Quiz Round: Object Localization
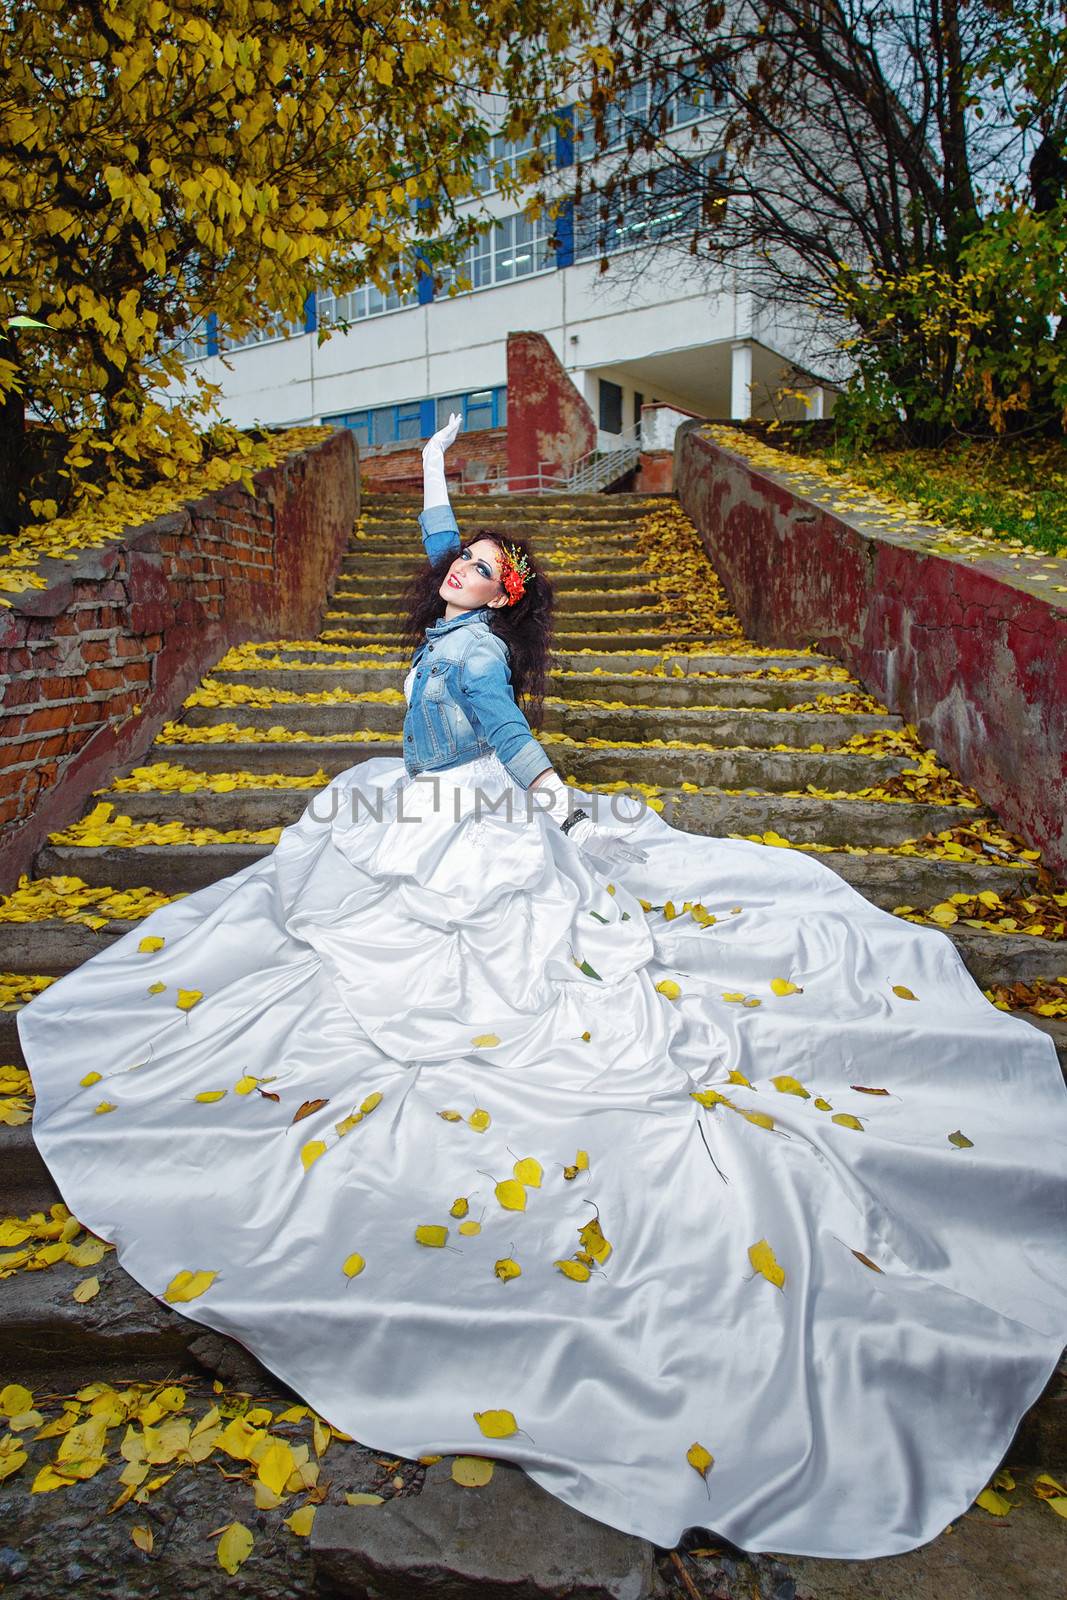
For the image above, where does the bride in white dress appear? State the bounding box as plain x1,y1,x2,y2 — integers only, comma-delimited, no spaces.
17,416,1067,1560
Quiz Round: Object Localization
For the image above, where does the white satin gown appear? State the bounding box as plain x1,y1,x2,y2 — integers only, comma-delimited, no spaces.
18,664,1067,1558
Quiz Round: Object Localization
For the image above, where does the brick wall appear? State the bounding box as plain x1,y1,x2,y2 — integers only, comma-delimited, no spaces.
360,428,508,496
675,424,1067,874
0,428,358,888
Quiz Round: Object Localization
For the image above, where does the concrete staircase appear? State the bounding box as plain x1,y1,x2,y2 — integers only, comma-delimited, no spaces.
1,491,1064,1599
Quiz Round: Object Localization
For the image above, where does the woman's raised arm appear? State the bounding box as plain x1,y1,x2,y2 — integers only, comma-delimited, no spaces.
418,411,463,563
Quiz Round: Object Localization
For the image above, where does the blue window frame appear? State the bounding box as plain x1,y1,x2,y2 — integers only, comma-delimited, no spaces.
325,386,507,444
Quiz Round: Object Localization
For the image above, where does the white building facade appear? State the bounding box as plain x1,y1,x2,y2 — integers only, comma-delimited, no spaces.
179,69,836,455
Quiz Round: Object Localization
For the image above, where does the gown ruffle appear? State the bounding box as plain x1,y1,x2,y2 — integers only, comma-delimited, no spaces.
17,739,1067,1559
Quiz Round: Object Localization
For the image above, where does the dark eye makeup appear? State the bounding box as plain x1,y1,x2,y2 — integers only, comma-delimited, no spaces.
460,545,495,580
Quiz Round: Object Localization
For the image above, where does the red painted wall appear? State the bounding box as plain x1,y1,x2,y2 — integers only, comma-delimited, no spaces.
0,429,358,889
675,426,1067,873
506,332,597,490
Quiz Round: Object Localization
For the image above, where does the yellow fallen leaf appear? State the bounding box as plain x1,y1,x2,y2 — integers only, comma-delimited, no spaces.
345,1491,385,1505
892,984,918,1000
138,936,165,953
258,1441,297,1497
473,1408,518,1438
513,1158,542,1187
452,1455,495,1486
770,1075,809,1098
749,1238,785,1289
494,1256,521,1281
468,1108,491,1132
449,1197,469,1218
415,1225,448,1247
1045,1496,1067,1519
655,979,681,1001
741,1110,775,1129
1034,1473,1067,1499
360,1091,382,1114
163,1269,217,1304
457,1220,481,1236
831,1113,864,1130
216,1521,253,1574
284,1504,315,1536
438,1109,463,1122
130,1524,153,1552
146,982,166,995
686,1441,714,1478
727,1069,753,1087
72,1276,100,1303
195,1090,227,1103
813,1097,832,1111
176,989,203,1011
301,1140,327,1171
554,1259,591,1280
471,1034,500,1048
93,1102,116,1114
975,1486,1012,1516
948,1129,974,1148
770,978,802,996
495,1180,526,1211
80,1071,102,1086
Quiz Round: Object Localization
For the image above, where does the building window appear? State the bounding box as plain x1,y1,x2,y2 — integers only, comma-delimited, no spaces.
598,379,623,434
469,125,541,195
573,63,719,161
633,390,645,426
573,154,723,262
438,206,556,297
318,276,419,327
326,386,507,446
222,309,304,352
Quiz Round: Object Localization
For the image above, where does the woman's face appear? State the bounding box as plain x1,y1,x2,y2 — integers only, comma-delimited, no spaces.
439,538,509,618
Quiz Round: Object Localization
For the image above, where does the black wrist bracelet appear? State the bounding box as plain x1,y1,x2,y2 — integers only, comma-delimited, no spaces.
560,808,589,836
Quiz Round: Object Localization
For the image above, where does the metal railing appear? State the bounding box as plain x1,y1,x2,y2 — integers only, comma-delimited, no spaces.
460,422,644,496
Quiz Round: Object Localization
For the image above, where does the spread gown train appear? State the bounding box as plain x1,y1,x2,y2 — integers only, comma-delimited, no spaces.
16,674,1067,1560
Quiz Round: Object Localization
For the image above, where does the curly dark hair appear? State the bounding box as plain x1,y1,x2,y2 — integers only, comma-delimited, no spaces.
399,529,557,728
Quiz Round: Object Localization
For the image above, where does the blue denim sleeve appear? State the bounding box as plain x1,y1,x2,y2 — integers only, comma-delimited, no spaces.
459,635,555,790
419,504,461,565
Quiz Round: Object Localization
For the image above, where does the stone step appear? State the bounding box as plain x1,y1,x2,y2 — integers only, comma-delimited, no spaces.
0,1248,279,1388
350,531,644,554
130,735,912,791
324,607,678,634
255,644,842,676
82,783,984,850
314,629,772,654
32,836,1034,909
178,697,900,750
331,587,663,613
340,556,650,580
209,664,862,712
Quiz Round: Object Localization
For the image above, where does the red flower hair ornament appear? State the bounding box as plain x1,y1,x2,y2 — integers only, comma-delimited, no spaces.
499,542,533,605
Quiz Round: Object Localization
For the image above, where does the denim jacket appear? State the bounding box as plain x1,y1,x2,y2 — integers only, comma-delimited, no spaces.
402,503,554,789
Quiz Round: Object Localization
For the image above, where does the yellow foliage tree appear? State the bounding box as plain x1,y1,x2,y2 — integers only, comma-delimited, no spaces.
0,0,594,534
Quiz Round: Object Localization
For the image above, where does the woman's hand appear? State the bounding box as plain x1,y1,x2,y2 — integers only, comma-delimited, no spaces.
568,817,649,866
424,411,462,459
423,412,462,510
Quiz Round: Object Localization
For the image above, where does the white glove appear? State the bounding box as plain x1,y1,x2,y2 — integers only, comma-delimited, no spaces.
423,411,462,510
529,771,648,865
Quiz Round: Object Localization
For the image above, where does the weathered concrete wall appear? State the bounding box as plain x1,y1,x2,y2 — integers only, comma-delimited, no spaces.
675,425,1067,873
0,429,358,889
506,332,597,489
359,429,507,496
